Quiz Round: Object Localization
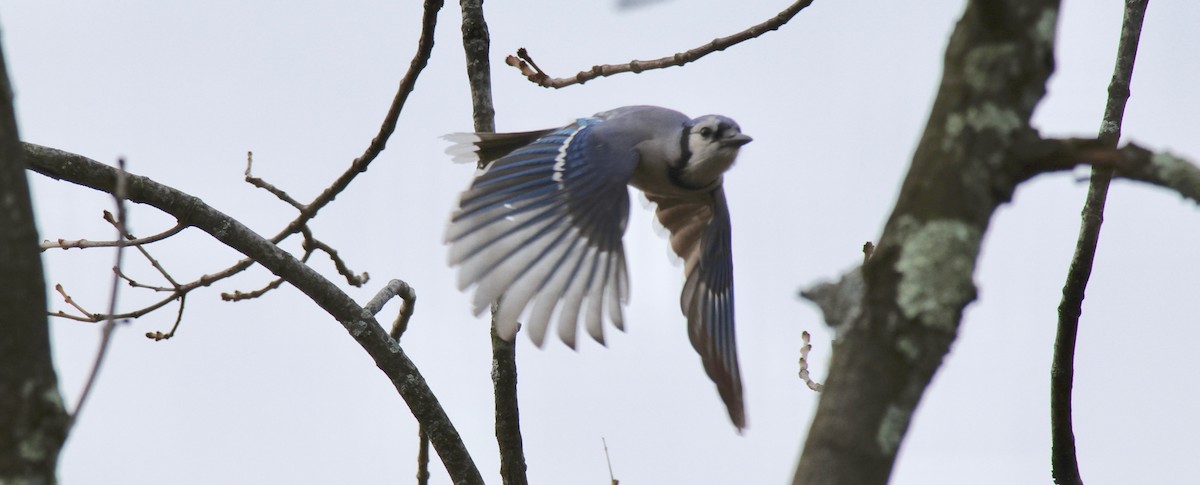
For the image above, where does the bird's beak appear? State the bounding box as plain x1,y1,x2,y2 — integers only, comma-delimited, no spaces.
721,133,753,148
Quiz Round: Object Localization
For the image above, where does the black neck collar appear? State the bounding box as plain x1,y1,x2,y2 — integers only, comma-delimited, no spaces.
670,124,715,191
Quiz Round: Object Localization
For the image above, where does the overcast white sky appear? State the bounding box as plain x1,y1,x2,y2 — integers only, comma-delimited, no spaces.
5,1,1199,484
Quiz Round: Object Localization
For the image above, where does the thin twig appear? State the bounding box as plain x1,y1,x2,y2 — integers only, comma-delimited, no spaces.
131,243,178,287
46,0,443,326
270,0,445,237
244,151,306,211
101,212,182,288
70,158,131,428
221,276,287,302
798,331,824,392
390,288,416,341
54,283,95,319
302,227,369,287
602,437,619,485
417,426,431,485
145,294,187,341
50,311,95,323
54,282,183,324
114,267,173,292
222,226,368,301
506,0,815,88
40,221,185,251
222,243,315,301
1051,2,1149,484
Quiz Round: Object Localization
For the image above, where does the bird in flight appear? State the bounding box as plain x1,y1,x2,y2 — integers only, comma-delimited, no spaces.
445,105,752,429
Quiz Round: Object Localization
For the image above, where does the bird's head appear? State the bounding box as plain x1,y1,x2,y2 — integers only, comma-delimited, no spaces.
678,115,752,188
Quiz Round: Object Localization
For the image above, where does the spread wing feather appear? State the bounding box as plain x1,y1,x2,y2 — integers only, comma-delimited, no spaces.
647,188,745,429
447,119,635,348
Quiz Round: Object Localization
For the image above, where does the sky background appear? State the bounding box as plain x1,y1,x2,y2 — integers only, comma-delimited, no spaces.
5,1,1199,484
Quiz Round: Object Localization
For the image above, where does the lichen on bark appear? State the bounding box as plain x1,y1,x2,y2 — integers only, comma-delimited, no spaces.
893,217,981,334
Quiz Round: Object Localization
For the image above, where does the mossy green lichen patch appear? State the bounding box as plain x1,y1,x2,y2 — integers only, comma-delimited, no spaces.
894,218,981,333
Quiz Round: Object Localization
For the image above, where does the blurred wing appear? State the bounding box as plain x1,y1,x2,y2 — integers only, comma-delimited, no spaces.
446,119,634,349
646,187,745,429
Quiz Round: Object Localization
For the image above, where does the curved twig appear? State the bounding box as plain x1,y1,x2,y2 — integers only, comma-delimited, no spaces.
1051,2,1149,483
145,294,186,341
506,0,815,88
302,227,369,287
798,331,824,392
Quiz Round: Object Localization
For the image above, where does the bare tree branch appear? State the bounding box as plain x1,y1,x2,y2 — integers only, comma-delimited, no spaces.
506,0,816,88
24,145,484,485
366,278,417,340
274,0,445,237
458,0,495,134
458,0,528,482
798,331,824,392
42,0,442,342
1005,135,1198,194
794,2,1063,482
366,279,427,485
221,275,288,302
0,34,69,484
302,227,370,287
24,0,463,480
40,221,185,251
244,151,305,211
71,158,131,429
53,283,96,319
417,426,431,485
603,437,618,485
792,1,1198,481
1051,2,1148,483
145,294,186,342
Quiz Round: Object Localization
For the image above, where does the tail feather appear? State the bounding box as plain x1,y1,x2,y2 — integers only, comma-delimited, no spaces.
443,129,558,166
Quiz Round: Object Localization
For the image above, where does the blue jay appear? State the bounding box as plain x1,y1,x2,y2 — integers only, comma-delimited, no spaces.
445,105,751,429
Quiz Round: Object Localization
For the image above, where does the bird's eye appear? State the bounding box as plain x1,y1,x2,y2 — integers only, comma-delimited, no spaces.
698,127,713,138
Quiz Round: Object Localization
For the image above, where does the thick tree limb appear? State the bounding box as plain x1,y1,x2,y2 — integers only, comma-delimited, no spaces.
24,145,484,485
0,37,69,485
792,1,1196,482
1051,2,1148,483
1006,136,1199,198
793,2,1063,482
797,139,1198,482
506,0,816,88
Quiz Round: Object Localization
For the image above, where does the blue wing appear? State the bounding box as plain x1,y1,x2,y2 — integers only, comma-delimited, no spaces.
648,187,745,429
446,119,635,348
